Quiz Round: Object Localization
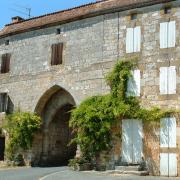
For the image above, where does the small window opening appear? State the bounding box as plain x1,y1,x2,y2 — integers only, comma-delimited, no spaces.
5,40,9,46
51,43,63,65
164,7,171,14
131,13,137,20
56,28,61,35
1,53,11,74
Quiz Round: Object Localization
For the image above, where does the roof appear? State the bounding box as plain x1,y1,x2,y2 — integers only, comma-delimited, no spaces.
0,0,175,38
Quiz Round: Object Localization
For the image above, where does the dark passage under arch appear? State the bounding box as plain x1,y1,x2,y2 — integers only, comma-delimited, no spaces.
32,86,76,167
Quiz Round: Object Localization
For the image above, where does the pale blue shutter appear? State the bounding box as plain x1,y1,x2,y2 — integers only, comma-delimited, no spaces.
160,22,168,49
168,21,176,48
169,153,177,176
168,66,176,94
127,71,134,96
134,26,141,52
134,69,141,96
127,70,140,96
160,153,177,176
126,28,134,53
160,153,168,176
169,117,176,148
160,67,168,94
160,118,169,147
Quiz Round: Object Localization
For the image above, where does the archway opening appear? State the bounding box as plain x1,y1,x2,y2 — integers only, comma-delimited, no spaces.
47,104,76,166
32,86,76,166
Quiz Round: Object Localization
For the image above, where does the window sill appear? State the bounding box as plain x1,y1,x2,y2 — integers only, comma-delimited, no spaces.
158,94,178,100
159,47,176,53
160,147,178,154
0,72,10,75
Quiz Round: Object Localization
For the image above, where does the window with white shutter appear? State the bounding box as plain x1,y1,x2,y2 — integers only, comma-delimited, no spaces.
160,117,176,148
127,69,140,96
160,21,176,48
126,27,141,53
159,66,176,94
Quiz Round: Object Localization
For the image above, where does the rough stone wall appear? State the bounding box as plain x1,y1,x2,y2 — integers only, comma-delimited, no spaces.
0,1,179,175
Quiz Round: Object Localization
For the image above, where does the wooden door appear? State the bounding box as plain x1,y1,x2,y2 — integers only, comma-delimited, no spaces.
122,119,143,164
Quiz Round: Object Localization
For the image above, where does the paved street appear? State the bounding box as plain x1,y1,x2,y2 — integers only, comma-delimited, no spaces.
0,167,180,180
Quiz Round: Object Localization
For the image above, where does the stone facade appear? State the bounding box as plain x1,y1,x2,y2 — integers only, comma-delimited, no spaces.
0,0,180,176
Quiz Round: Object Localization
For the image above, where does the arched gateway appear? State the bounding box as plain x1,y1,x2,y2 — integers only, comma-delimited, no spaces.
32,85,76,166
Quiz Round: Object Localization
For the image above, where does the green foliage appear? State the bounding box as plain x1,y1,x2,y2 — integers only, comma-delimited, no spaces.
68,157,89,166
106,58,136,100
70,95,114,159
3,112,41,160
70,57,179,161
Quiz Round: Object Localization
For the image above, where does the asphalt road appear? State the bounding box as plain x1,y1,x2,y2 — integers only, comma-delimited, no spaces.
0,167,180,180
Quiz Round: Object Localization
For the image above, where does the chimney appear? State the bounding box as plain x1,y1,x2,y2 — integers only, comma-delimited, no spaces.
11,16,24,23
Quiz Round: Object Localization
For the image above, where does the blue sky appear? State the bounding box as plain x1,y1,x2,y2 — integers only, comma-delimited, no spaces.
0,0,97,29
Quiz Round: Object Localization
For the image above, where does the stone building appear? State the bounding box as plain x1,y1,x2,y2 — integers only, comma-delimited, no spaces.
0,0,180,176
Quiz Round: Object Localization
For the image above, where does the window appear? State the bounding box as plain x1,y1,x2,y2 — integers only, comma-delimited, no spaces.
131,13,137,20
160,21,176,48
51,43,63,66
126,26,141,53
164,7,171,14
1,53,11,74
5,40,9,46
56,28,61,35
127,69,141,96
0,93,8,113
0,93,14,114
159,66,176,94
160,153,177,176
160,117,176,148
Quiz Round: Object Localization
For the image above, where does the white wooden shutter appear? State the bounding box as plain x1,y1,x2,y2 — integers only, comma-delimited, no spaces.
134,70,141,96
168,66,176,94
134,26,141,52
168,117,176,148
160,153,168,176
127,70,140,96
160,22,168,49
122,120,133,163
169,153,177,177
168,21,176,48
132,119,143,163
160,67,168,94
160,118,169,147
160,153,177,176
126,28,134,53
127,71,134,96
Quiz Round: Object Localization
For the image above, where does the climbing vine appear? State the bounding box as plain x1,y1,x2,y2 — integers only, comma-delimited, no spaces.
69,57,179,163
3,111,41,160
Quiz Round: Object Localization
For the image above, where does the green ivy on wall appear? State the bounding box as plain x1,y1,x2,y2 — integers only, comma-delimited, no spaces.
70,57,179,162
3,112,41,160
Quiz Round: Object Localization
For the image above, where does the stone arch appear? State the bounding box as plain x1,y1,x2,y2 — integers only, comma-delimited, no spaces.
35,85,76,116
32,85,76,166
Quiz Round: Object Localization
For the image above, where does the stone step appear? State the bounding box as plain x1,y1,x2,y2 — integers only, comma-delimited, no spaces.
108,170,149,176
123,170,149,176
115,165,140,171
